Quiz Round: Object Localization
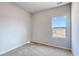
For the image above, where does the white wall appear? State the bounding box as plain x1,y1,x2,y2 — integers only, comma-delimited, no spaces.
0,3,31,55
72,3,79,56
32,4,71,49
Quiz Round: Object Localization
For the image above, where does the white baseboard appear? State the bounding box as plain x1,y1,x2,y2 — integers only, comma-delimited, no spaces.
31,41,71,50
0,41,30,55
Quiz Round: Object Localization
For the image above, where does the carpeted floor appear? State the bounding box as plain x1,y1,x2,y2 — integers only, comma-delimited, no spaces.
1,43,73,56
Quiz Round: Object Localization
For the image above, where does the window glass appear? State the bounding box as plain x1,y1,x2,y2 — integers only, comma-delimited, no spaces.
52,16,67,38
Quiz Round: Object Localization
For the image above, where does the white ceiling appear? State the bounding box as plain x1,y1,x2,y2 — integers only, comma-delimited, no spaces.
13,2,70,13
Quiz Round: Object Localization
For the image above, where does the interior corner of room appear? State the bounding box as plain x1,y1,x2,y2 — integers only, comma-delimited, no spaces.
0,2,78,56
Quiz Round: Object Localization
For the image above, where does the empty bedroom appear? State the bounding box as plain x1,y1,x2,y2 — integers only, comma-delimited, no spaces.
0,2,79,56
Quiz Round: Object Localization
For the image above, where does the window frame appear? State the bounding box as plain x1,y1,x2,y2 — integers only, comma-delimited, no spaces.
51,16,67,39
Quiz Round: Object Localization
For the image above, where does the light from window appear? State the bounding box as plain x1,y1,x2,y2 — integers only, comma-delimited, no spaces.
52,16,67,38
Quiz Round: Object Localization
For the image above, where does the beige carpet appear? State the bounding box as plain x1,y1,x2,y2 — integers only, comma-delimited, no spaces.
1,43,73,56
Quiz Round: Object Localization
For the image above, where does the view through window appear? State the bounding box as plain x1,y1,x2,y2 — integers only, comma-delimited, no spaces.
52,16,67,38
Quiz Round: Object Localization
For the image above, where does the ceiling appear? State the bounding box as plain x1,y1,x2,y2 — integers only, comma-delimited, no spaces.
13,2,70,13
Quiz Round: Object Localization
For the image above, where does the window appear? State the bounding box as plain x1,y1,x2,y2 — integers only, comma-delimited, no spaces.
52,16,67,38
